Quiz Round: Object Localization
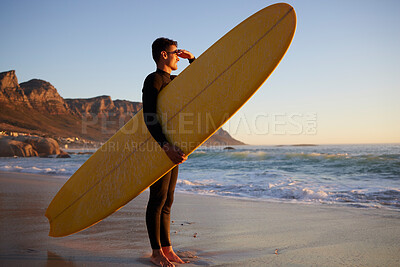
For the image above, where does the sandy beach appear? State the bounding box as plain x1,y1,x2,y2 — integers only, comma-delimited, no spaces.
0,171,399,266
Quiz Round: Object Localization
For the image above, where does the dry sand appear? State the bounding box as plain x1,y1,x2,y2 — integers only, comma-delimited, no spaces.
0,171,399,266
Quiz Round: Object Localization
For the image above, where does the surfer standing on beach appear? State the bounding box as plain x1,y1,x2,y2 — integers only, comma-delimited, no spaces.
142,37,195,267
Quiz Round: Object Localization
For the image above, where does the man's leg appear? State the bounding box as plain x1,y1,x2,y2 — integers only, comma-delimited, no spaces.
159,166,178,247
159,166,187,264
146,170,172,249
146,169,174,266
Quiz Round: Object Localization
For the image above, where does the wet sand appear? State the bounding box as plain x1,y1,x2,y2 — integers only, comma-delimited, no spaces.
0,171,399,266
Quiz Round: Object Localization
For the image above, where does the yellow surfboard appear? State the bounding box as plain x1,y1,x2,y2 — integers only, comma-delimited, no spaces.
46,3,297,237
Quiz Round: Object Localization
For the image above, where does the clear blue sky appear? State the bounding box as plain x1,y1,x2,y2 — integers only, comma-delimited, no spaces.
1,0,399,145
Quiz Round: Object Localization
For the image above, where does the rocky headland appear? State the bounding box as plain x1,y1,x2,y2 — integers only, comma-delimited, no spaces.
0,134,69,158
0,70,244,157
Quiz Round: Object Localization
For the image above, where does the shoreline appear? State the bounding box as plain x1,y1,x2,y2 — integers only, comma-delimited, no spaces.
4,168,399,212
2,168,398,212
1,171,400,266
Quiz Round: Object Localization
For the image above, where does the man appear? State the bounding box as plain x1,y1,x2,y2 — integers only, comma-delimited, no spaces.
142,37,195,267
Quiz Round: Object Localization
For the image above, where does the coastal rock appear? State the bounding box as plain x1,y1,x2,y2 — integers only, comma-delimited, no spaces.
0,136,60,157
13,136,56,155
0,139,38,157
56,150,71,158
35,137,60,156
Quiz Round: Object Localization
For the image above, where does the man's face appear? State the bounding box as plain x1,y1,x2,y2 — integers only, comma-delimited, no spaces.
165,45,180,71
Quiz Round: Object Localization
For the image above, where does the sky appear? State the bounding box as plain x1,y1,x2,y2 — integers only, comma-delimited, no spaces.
1,0,399,145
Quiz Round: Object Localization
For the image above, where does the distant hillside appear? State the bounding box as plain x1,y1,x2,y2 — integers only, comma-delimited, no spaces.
0,70,245,146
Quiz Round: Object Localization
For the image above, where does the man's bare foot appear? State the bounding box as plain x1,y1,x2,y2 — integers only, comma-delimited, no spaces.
150,249,174,267
162,246,188,264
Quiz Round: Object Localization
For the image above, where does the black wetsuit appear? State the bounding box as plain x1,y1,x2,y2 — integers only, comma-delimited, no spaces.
142,58,194,250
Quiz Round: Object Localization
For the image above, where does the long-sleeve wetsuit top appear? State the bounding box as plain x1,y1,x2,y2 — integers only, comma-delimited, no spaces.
142,58,195,147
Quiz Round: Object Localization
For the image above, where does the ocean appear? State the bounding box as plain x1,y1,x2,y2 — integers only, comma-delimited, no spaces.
1,144,399,210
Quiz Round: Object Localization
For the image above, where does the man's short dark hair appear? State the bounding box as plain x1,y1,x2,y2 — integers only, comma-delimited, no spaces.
152,37,178,63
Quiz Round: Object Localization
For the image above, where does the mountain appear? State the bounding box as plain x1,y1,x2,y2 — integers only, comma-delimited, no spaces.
0,70,245,146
